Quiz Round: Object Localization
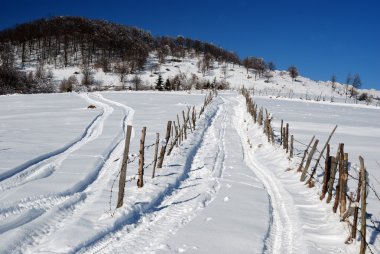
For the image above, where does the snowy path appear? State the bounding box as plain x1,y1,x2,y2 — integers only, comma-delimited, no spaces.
78,94,354,253
0,92,359,253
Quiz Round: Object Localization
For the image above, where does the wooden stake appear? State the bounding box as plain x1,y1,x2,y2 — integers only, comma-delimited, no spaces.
359,156,367,254
326,156,338,203
307,125,338,184
157,121,172,168
300,139,319,181
187,107,193,133
339,152,348,216
285,123,289,153
351,165,362,240
182,111,187,140
297,135,315,172
290,135,294,158
137,127,146,188
326,147,340,203
151,133,160,178
280,120,283,145
320,144,330,200
116,125,132,208
333,144,344,213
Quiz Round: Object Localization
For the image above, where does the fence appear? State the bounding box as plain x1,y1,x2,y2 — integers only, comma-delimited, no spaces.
242,88,379,254
110,90,217,215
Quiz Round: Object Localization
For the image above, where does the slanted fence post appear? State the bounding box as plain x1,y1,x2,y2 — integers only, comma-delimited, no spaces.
182,111,187,140
300,139,319,181
307,125,338,184
157,121,172,168
297,135,315,172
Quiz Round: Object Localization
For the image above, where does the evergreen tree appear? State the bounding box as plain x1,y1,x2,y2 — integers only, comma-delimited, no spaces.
211,77,217,89
205,80,211,89
156,74,164,91
165,78,171,91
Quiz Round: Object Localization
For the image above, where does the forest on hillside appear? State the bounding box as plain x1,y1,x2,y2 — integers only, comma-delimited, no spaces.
0,16,242,94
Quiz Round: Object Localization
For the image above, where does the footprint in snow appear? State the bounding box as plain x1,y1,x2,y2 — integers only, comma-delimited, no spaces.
226,183,232,188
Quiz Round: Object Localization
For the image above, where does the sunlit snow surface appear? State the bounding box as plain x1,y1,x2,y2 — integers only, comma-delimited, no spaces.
0,89,379,253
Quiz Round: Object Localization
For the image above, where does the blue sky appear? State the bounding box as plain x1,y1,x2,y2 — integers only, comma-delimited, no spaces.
1,0,379,89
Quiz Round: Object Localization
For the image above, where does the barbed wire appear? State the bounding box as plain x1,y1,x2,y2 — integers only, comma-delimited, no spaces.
144,142,157,149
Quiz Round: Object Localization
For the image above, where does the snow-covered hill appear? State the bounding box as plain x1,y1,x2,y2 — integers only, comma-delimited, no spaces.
1,52,380,253
29,53,380,107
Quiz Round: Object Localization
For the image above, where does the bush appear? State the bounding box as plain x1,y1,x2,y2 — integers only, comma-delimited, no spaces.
358,92,368,101
59,75,78,92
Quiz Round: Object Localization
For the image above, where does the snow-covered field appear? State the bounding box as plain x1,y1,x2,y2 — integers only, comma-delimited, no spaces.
1,88,379,253
1,53,380,253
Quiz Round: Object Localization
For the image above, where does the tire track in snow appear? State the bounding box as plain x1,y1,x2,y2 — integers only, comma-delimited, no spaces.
233,96,351,254
76,98,227,254
0,93,134,253
20,93,136,253
0,93,112,191
233,97,300,254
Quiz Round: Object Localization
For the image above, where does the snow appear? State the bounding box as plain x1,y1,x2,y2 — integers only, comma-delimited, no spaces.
1,54,379,253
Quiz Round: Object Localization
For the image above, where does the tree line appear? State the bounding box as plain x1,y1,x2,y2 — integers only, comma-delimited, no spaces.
0,16,242,94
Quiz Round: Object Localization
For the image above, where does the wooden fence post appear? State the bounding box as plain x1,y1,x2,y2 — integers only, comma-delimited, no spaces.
116,125,132,208
359,156,367,254
157,121,172,168
351,165,362,240
285,123,289,153
187,107,193,133
173,121,178,147
339,152,348,216
182,111,187,140
192,106,196,129
333,144,344,213
297,135,315,172
290,135,294,158
320,144,330,200
280,120,283,145
327,146,341,203
151,133,160,179
326,156,337,203
137,127,146,188
300,139,319,181
307,125,338,184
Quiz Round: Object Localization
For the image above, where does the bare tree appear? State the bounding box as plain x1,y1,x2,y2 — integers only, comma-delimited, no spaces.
267,61,276,71
242,57,251,74
288,65,298,81
221,64,228,80
352,73,362,90
81,65,94,87
131,74,142,91
331,74,337,91
115,62,129,88
0,43,15,68
345,73,352,102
